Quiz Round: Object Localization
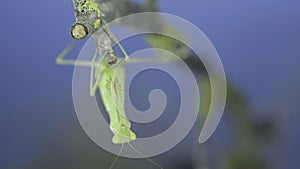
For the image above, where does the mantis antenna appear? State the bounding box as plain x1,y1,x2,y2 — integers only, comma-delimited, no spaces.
128,143,164,169
108,144,124,169
108,143,165,169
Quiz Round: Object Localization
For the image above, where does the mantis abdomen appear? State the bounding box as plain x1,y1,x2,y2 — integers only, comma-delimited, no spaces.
98,65,136,144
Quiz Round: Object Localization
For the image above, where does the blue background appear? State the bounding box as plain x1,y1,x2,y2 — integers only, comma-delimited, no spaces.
1,0,300,169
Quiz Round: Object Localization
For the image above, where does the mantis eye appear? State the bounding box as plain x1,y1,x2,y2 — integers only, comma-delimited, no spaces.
71,23,88,40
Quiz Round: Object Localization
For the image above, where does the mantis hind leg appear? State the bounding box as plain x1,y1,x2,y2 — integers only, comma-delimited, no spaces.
89,47,105,96
56,41,94,67
56,41,104,96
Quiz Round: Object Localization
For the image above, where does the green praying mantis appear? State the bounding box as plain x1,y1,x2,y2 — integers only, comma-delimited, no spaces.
57,0,180,146
55,1,260,169
56,1,171,168
56,1,188,168
57,0,138,145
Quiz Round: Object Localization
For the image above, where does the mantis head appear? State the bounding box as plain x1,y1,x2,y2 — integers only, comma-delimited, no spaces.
112,125,136,144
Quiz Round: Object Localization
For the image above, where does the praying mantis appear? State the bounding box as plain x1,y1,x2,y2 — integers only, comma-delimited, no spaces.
56,0,199,168
57,0,180,146
56,1,170,168
56,0,138,144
